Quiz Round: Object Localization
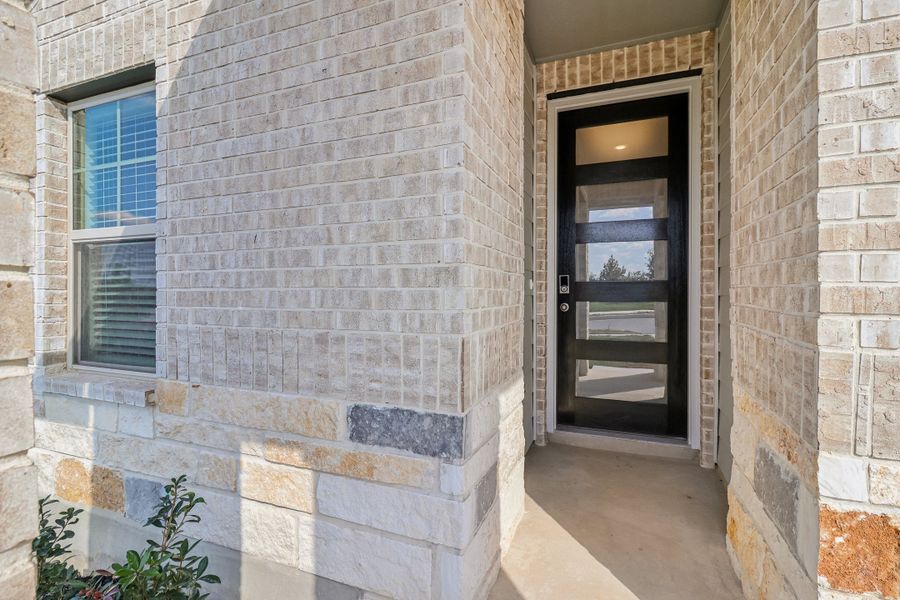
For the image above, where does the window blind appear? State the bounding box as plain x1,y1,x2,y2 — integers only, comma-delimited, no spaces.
79,240,156,369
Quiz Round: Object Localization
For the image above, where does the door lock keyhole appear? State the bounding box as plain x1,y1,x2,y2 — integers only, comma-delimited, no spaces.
560,302,569,312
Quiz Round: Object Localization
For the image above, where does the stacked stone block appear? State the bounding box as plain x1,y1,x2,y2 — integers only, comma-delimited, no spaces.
532,32,719,464
815,0,900,597
30,375,523,599
28,0,526,598
726,0,821,598
0,0,37,596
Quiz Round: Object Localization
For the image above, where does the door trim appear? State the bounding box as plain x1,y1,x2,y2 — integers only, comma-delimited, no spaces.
546,75,702,449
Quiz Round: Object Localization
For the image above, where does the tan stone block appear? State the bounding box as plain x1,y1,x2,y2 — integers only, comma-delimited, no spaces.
0,547,35,599
726,492,764,594
192,384,339,440
0,188,33,267
870,464,900,506
0,86,35,176
0,374,32,456
265,438,435,489
155,413,266,456
196,452,237,491
96,433,198,481
239,457,315,512
55,458,124,513
0,275,33,361
0,465,37,550
154,379,189,415
0,1,36,89
34,419,96,459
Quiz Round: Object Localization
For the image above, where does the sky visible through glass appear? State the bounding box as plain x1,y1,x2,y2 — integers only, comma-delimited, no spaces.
587,207,655,275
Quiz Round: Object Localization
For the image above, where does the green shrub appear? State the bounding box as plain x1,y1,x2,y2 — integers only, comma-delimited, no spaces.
34,475,220,600
33,497,87,600
110,475,220,599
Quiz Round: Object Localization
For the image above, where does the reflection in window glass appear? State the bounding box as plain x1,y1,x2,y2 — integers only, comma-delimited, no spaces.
73,91,157,229
576,241,667,282
577,179,668,223
576,117,668,165
575,360,667,402
575,301,667,342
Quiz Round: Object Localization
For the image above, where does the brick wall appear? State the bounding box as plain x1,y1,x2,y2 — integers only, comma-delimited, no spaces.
0,0,37,596
815,0,900,597
155,0,472,411
532,32,718,465
726,0,820,597
28,0,525,598
460,0,526,557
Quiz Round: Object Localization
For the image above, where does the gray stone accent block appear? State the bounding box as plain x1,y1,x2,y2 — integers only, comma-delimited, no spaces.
474,465,498,528
754,445,799,551
348,404,463,459
124,476,164,524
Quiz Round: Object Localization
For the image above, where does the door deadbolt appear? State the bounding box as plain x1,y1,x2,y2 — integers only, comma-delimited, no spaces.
559,302,569,312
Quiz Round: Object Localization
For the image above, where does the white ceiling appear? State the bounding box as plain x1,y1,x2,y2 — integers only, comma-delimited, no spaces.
524,0,726,63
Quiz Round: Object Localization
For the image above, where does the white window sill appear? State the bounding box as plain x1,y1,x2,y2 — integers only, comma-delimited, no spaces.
36,371,156,407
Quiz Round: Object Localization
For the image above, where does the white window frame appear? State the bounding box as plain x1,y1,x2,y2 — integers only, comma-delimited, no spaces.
67,82,158,376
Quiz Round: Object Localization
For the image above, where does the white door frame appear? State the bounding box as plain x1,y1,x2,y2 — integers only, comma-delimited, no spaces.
545,76,703,449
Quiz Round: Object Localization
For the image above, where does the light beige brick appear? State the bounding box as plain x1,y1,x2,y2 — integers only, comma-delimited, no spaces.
860,187,899,216
819,60,856,92
862,0,900,19
861,320,900,349
860,253,899,281
860,121,900,152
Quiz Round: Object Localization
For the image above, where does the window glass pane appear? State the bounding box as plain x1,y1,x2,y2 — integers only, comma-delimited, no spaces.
79,240,156,370
576,241,667,281
576,116,668,165
119,92,157,161
577,179,667,222
120,162,157,225
84,101,118,166
74,90,156,229
575,301,667,342
576,360,667,402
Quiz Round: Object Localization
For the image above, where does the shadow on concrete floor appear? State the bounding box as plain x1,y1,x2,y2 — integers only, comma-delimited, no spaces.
489,444,742,600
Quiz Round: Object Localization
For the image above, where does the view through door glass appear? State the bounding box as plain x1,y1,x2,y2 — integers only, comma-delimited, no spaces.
557,94,688,438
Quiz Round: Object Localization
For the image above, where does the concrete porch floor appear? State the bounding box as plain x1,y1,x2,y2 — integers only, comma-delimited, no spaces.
490,444,743,600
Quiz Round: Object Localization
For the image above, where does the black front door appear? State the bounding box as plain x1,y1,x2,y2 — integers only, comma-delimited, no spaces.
556,94,688,438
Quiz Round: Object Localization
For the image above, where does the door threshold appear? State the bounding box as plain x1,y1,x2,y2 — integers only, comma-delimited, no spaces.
550,426,698,461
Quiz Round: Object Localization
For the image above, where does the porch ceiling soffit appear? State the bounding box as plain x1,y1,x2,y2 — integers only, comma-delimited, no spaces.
524,0,726,63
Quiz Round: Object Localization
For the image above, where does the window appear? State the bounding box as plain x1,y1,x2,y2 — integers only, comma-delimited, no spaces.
70,85,157,372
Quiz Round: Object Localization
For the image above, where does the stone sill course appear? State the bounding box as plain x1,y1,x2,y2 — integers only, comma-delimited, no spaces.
36,370,156,407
